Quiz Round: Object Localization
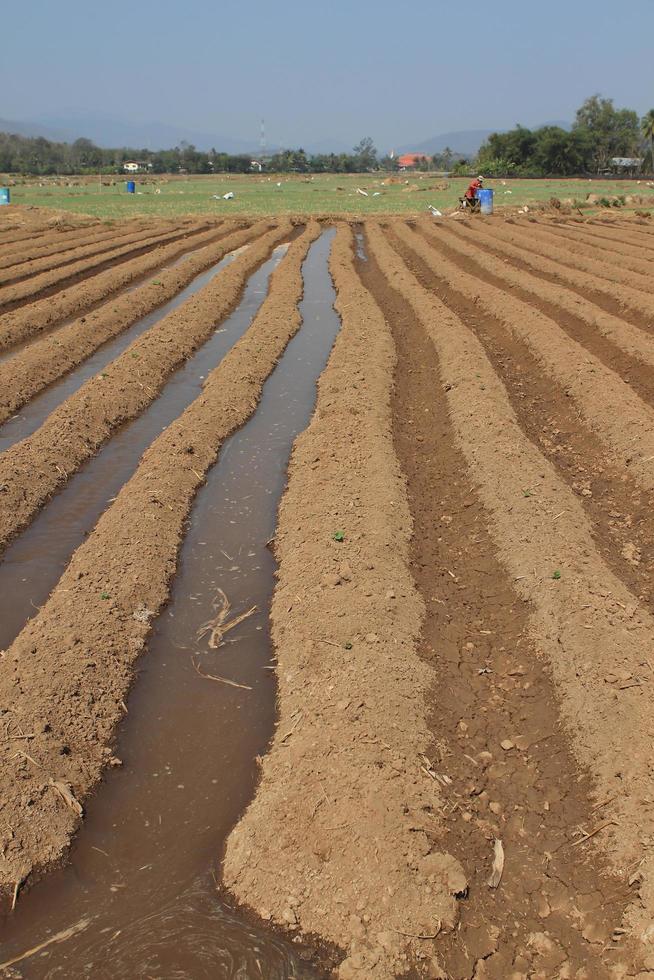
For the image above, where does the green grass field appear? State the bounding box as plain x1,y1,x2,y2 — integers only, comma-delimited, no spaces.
3,172,653,219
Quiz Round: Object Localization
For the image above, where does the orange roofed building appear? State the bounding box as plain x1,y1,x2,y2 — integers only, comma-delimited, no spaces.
397,152,431,169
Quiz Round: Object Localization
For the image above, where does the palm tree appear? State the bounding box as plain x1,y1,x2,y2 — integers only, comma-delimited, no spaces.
642,110,654,172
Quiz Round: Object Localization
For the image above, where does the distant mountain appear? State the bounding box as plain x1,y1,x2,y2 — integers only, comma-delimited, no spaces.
2,114,573,159
2,114,270,154
0,117,73,141
29,115,353,155
1,114,354,156
404,130,496,157
402,121,572,157
301,138,354,155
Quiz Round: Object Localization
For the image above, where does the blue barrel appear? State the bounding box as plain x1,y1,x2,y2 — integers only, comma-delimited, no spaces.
0,188,10,206
477,188,494,214
126,180,136,194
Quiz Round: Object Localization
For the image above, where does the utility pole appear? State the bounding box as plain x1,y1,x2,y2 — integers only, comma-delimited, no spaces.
260,118,266,160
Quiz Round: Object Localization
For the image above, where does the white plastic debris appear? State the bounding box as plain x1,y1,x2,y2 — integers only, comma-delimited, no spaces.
223,191,235,200
356,187,369,197
428,205,442,216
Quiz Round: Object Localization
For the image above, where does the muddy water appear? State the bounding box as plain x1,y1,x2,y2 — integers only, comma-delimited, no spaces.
0,230,340,978
0,245,287,651
0,247,250,451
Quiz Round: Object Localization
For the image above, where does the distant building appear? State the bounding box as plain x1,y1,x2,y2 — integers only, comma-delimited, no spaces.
397,152,431,169
611,157,643,174
122,160,151,173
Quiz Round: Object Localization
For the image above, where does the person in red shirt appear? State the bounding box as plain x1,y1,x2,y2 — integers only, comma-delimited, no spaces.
464,175,484,210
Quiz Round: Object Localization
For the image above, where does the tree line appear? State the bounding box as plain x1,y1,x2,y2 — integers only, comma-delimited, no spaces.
476,96,654,177
0,134,255,176
0,133,390,176
1,96,653,178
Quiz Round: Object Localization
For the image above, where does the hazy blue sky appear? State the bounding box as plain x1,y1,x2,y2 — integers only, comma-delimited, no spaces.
6,0,653,149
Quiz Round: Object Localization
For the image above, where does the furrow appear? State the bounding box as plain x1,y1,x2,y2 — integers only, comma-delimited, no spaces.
391,221,654,493
0,220,101,253
388,223,654,659
0,220,290,552
224,224,452,980
366,221,653,971
0,221,260,426
426,219,654,324
473,218,654,295
560,221,654,256
0,223,215,313
0,221,321,893
540,222,654,276
414,221,654,410
0,220,203,287
584,221,654,246
361,224,631,976
0,219,155,270
0,222,247,351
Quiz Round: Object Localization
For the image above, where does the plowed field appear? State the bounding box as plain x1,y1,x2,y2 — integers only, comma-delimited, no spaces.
2,209,654,979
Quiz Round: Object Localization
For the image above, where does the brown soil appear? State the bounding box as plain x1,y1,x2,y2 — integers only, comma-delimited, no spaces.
367,223,654,970
224,224,465,979
0,221,320,896
539,221,654,276
435,219,654,325
415,221,654,409
361,224,639,978
0,206,97,248
0,220,288,553
448,219,654,336
0,221,216,313
555,221,654,256
392,222,654,494
0,219,153,270
391,225,654,632
481,218,654,286
3,213,654,975
465,219,653,311
586,218,654,240
225,221,654,976
0,221,247,351
0,219,191,287
0,220,259,426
